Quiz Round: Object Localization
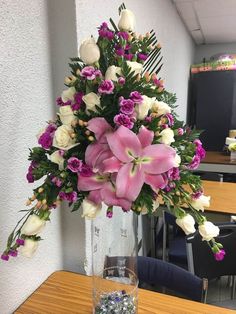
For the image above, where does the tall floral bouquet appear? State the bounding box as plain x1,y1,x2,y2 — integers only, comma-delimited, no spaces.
2,4,224,262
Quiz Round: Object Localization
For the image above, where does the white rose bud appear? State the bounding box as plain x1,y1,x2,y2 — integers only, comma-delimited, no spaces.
152,100,171,117
118,9,135,32
79,37,100,65
159,128,175,145
58,105,76,126
135,95,154,120
21,214,46,235
105,65,122,82
191,195,211,211
20,239,39,258
61,87,76,103
53,125,78,150
50,150,65,170
81,198,102,219
126,61,143,76
176,214,196,235
199,221,220,241
173,153,181,167
82,92,101,113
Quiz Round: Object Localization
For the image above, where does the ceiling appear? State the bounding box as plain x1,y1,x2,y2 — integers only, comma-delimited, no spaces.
173,0,236,45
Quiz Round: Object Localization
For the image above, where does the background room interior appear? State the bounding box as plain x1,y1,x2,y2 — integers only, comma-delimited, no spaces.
1,0,236,313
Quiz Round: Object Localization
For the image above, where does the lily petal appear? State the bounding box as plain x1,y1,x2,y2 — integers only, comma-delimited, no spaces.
87,117,112,141
77,173,106,191
87,190,102,204
144,173,167,192
106,125,142,162
101,182,132,211
102,156,123,173
85,142,109,169
141,144,176,174
138,126,154,148
116,163,144,201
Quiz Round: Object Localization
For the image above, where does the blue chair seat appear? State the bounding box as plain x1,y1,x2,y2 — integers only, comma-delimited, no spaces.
169,237,187,265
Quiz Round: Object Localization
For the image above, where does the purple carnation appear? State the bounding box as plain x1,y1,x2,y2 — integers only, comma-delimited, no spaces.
81,66,96,80
16,238,25,246
196,145,206,160
80,164,94,177
116,48,125,56
38,132,53,150
118,77,126,85
9,250,18,257
165,113,174,126
106,208,113,218
46,123,57,134
56,96,71,106
114,114,134,129
214,249,226,261
1,253,9,261
167,167,180,181
119,97,134,115
74,92,84,104
118,32,129,40
67,157,83,173
192,190,203,200
187,155,201,170
51,176,63,187
26,161,37,183
98,80,114,94
177,128,184,136
66,191,77,203
129,91,143,104
138,53,148,61
98,23,114,40
124,53,133,61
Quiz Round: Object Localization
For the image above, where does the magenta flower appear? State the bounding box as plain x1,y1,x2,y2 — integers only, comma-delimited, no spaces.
130,91,143,104
165,113,174,126
1,253,9,261
46,123,57,133
9,250,18,257
26,161,37,183
59,191,77,203
178,128,184,136
98,80,114,94
114,114,134,129
80,164,94,177
51,176,63,187
116,48,125,56
81,66,96,80
187,155,201,170
38,132,53,150
138,53,148,61
192,190,203,199
56,97,71,106
67,157,83,173
119,97,134,115
118,77,126,85
214,249,226,261
104,126,176,201
16,238,25,246
118,32,129,40
124,54,133,61
167,167,180,181
194,139,206,160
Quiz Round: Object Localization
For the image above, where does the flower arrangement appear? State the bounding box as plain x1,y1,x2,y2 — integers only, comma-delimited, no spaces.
1,4,224,261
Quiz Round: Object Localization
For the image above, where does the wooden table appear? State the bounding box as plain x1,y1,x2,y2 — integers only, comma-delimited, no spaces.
15,271,235,314
202,180,236,214
198,151,236,173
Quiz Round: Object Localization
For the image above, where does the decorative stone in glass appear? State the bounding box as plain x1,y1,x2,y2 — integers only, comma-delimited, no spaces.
230,151,236,161
91,207,138,314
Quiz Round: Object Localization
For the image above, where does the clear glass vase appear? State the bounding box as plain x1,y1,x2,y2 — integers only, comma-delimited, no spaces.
91,206,138,314
230,151,236,161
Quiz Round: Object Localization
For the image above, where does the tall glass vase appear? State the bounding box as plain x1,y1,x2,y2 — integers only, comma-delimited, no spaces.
91,206,138,314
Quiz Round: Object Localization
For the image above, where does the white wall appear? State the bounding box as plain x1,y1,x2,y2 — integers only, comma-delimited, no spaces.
195,42,236,63
0,0,194,312
76,0,195,120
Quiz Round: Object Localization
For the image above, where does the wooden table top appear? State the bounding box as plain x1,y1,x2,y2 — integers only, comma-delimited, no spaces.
202,180,236,214
15,271,235,314
202,151,236,165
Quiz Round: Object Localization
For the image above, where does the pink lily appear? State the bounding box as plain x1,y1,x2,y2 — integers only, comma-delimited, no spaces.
104,125,176,201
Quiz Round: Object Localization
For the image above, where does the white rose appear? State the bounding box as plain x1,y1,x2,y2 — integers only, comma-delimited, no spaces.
81,198,102,219
58,105,76,126
126,61,143,76
82,92,101,113
159,128,175,145
176,214,196,235
118,9,135,32
61,87,76,103
198,221,220,241
105,65,122,82
50,150,65,170
21,214,46,235
79,37,100,65
173,153,181,167
152,101,171,117
191,195,211,211
53,125,78,150
135,95,154,120
20,239,39,258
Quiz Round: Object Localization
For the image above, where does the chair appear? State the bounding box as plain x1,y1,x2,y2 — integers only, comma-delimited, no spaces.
162,211,188,267
138,256,208,302
186,223,236,299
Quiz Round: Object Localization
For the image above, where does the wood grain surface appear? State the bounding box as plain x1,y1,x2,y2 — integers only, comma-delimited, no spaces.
202,151,236,165
15,271,236,314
